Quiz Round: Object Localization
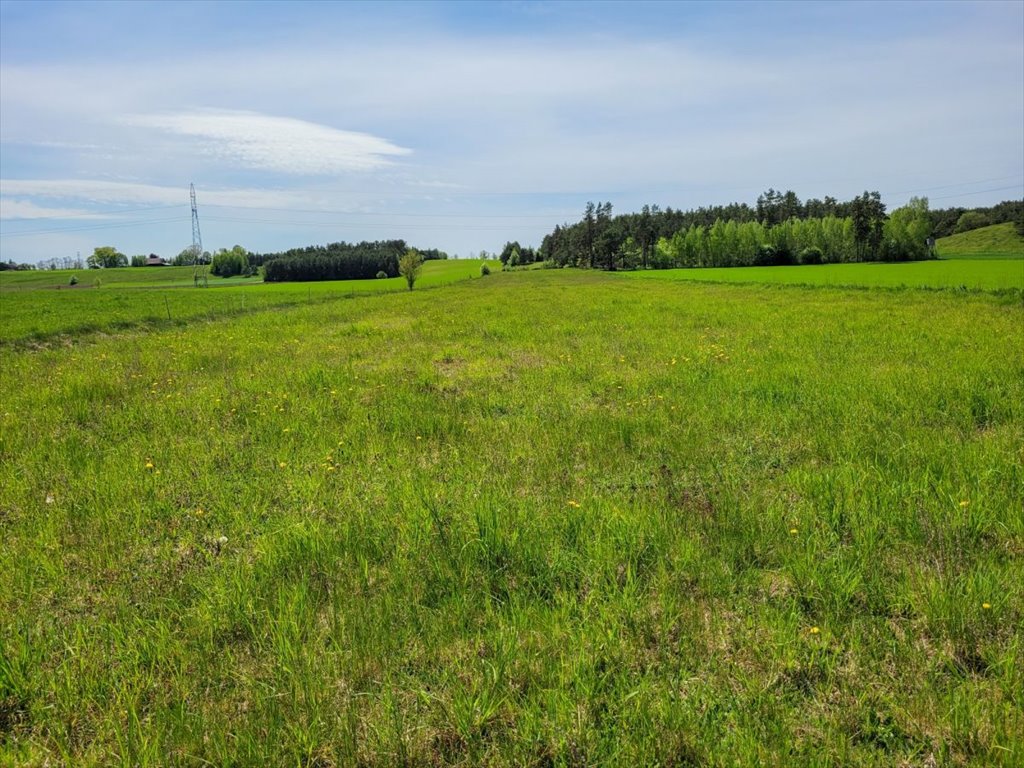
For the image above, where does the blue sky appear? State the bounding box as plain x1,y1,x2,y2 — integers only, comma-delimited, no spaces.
1,0,1022,263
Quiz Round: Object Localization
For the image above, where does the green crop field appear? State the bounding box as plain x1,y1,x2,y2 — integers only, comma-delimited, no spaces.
0,260,499,344
935,223,1024,260
618,257,1024,292
1,269,1022,766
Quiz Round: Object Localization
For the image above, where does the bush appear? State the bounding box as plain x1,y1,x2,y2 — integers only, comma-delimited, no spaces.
376,270,388,279
754,244,776,266
480,263,491,276
399,249,424,291
210,246,250,277
68,275,78,286
799,246,823,265
954,211,990,234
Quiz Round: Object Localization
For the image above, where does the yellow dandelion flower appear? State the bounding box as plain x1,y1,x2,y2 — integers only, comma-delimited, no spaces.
982,602,991,610
327,466,336,472
145,460,154,469
278,461,287,468
416,436,422,440
789,528,798,535
567,500,581,508
809,626,820,634
959,500,969,507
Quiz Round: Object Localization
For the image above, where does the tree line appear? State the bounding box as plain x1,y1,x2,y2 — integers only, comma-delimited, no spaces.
537,191,952,269
929,199,1023,238
259,240,448,282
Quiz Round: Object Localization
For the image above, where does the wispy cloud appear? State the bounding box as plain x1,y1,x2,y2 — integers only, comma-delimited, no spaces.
0,198,108,220
0,178,334,211
121,109,412,175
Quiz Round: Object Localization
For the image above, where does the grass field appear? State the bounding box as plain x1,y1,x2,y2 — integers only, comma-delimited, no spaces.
935,223,1024,260
1,268,1021,765
0,260,498,345
619,258,1024,292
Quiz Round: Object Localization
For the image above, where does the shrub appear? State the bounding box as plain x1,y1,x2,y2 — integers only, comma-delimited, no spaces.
376,270,388,279
398,249,424,291
799,246,823,265
754,244,776,266
68,275,78,286
480,263,491,276
210,246,250,277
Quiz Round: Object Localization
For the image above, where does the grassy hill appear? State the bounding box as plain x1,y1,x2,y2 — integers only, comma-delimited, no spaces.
935,222,1024,259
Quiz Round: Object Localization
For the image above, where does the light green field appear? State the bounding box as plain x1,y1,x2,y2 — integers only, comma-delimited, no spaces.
1,270,1021,766
935,223,1024,260
0,265,252,291
619,258,1024,291
0,260,498,344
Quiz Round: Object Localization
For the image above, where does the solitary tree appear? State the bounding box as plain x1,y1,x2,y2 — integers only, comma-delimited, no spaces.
398,248,424,290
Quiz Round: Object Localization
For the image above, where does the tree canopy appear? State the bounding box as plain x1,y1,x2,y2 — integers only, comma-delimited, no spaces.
87,246,127,269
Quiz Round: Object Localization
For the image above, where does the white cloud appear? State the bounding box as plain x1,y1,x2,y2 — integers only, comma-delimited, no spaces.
121,109,412,175
0,178,337,211
0,198,108,220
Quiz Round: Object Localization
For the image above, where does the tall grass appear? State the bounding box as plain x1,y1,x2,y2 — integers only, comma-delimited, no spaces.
1,270,1021,765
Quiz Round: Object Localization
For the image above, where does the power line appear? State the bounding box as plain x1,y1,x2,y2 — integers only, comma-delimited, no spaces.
0,216,187,238
202,203,579,220
202,214,531,231
882,174,1023,196
928,184,1024,201
0,203,183,223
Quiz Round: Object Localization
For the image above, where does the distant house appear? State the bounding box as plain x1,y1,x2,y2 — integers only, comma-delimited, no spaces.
145,254,168,267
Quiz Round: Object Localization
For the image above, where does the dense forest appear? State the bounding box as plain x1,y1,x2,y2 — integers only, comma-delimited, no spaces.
521,193,1024,270
258,240,447,282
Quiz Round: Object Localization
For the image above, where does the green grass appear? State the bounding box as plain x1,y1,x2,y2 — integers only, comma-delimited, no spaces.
0,260,499,345
935,223,1024,260
619,258,1024,291
1,269,1021,765
0,265,254,291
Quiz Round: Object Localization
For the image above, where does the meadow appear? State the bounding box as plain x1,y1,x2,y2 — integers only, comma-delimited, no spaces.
1,267,1022,766
0,260,498,344
619,257,1024,292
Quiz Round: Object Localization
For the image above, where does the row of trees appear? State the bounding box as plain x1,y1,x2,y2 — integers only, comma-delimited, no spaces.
537,192,937,270
929,200,1023,238
498,241,540,267
260,240,447,282
653,199,932,269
